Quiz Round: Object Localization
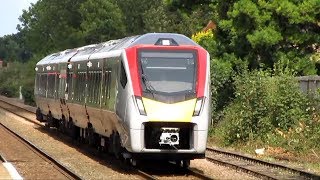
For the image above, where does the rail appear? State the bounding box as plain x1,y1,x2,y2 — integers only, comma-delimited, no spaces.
206,147,320,179
0,122,81,180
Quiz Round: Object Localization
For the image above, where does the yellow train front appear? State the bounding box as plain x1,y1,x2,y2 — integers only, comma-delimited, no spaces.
120,34,211,166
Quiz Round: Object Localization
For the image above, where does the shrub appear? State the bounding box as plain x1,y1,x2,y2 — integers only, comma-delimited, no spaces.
0,83,19,97
0,63,22,97
219,71,311,145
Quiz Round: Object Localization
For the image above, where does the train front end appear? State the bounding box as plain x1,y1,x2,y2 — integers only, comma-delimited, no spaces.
123,36,210,162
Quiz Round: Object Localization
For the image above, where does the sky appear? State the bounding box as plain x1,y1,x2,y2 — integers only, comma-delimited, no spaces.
0,0,38,37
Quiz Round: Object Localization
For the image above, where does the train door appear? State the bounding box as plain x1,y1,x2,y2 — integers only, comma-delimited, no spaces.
60,63,69,121
101,59,112,110
116,58,128,122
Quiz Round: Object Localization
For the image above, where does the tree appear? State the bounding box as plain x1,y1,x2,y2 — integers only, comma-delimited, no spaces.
113,0,164,35
210,0,320,75
165,0,213,36
79,0,126,43
0,33,31,63
18,0,86,54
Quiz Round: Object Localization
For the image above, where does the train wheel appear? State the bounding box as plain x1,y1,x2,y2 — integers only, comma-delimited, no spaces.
59,116,66,133
46,112,53,128
110,132,121,159
182,160,190,168
36,108,44,122
176,160,190,169
67,118,73,136
130,158,139,167
69,120,78,141
86,123,95,146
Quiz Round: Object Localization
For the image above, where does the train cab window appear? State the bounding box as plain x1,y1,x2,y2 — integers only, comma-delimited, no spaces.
120,61,127,88
139,50,196,95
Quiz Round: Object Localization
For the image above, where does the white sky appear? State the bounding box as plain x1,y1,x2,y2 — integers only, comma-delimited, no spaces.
0,0,38,37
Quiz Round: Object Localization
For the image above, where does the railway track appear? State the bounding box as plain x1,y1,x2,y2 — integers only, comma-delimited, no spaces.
134,160,213,180
0,122,81,179
206,147,320,179
0,97,214,179
2,97,320,179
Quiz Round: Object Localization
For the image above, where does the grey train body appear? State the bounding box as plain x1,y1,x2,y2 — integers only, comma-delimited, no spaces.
34,33,211,165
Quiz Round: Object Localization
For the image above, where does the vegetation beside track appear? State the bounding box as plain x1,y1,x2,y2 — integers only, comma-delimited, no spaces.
208,71,320,169
0,0,319,168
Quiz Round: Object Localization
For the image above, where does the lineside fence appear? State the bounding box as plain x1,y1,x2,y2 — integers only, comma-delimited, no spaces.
297,76,320,94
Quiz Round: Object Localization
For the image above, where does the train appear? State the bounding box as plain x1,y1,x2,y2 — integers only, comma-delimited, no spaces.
34,33,211,167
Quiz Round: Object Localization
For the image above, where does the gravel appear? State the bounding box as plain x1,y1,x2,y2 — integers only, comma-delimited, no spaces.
0,98,259,179
0,108,141,180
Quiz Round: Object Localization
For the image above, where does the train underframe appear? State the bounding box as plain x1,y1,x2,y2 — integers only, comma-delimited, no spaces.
36,108,200,168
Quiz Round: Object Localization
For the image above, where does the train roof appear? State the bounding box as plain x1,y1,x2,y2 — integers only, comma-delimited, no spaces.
36,33,199,66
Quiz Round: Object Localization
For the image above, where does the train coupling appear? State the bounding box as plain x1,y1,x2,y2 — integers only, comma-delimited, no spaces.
159,128,180,146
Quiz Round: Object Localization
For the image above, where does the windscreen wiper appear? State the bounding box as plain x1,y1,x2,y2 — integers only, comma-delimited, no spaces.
141,74,155,98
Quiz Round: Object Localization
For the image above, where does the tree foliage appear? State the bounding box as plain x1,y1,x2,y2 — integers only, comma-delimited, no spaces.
0,33,31,63
79,0,126,43
13,0,213,58
210,0,320,74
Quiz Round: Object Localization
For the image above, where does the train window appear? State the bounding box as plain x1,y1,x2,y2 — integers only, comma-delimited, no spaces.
35,74,40,95
95,71,102,104
75,72,86,102
55,73,59,98
102,70,112,106
93,72,97,103
120,61,127,88
86,71,102,104
59,74,65,98
40,74,47,97
107,71,111,99
74,74,79,101
80,72,86,101
139,51,196,95
67,72,73,98
88,72,93,103
47,74,56,98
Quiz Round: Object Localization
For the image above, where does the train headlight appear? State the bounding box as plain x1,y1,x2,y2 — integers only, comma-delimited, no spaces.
135,96,147,115
193,97,205,116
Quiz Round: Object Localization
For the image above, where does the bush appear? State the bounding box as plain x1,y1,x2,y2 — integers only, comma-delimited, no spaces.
20,59,37,106
22,83,35,106
218,71,311,145
0,63,23,97
0,59,37,105
0,83,19,97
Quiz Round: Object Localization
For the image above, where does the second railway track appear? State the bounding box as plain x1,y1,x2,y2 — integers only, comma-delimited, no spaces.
206,147,320,179
0,122,80,179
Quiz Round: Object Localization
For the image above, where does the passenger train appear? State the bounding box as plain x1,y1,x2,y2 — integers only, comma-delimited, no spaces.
34,33,211,167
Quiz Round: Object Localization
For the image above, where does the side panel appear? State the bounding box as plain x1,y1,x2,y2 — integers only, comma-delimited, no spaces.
86,57,119,136
68,61,88,128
